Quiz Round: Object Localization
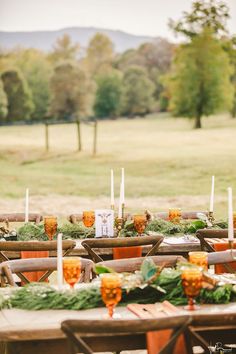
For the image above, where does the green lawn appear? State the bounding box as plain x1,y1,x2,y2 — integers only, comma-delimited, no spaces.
0,113,236,218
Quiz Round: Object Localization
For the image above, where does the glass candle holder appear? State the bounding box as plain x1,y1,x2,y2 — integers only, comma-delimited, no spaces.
44,216,57,241
189,251,208,271
63,257,81,289
82,211,95,228
133,215,147,235
181,267,202,311
169,208,182,223
101,273,122,318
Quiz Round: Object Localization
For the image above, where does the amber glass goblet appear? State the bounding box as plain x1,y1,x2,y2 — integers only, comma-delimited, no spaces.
63,257,81,289
133,215,147,235
169,208,182,223
189,251,208,271
181,267,202,311
44,216,57,241
82,211,95,228
101,273,122,318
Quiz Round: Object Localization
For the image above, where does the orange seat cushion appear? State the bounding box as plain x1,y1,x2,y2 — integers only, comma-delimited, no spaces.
213,242,236,274
21,251,49,283
112,246,142,259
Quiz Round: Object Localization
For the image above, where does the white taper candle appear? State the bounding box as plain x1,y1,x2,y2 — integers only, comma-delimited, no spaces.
209,176,215,213
57,233,63,290
121,167,125,205
25,188,29,223
228,187,234,241
111,169,114,208
118,183,122,218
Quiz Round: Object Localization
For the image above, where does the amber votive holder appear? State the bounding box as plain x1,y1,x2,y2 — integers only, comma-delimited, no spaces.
82,211,95,228
189,251,208,271
169,208,182,223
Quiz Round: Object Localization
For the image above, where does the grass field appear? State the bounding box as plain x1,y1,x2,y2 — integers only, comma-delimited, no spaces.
0,113,236,218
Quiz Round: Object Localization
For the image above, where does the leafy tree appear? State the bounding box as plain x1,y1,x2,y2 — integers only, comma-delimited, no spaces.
1,69,34,121
94,71,123,119
85,33,114,77
122,66,155,117
49,34,80,64
49,62,94,120
11,49,52,120
223,36,236,117
0,79,8,120
168,29,233,128
169,0,230,38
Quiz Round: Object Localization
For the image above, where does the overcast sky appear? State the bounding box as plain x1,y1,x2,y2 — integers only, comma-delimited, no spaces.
0,0,236,39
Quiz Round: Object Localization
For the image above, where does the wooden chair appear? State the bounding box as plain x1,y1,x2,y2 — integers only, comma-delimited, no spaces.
61,316,191,354
188,313,236,353
97,255,186,273
0,240,76,262
0,213,42,224
207,250,236,266
81,235,164,263
154,211,208,220
0,257,94,286
196,229,236,273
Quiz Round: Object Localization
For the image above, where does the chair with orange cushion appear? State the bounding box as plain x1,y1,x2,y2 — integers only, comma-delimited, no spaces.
81,235,164,263
0,257,94,286
154,211,208,220
0,240,76,283
196,229,236,273
61,316,192,354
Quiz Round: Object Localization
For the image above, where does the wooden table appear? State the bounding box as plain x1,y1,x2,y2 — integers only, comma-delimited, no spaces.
2,237,201,260
0,302,236,354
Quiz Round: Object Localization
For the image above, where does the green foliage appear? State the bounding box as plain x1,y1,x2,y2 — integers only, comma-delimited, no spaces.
0,79,8,120
49,62,94,120
49,34,80,64
1,69,34,121
94,71,123,118
169,0,230,38
85,33,114,77
122,66,155,117
11,49,52,120
168,29,233,128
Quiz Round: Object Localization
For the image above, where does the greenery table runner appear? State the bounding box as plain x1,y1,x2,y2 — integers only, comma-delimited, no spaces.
0,259,235,311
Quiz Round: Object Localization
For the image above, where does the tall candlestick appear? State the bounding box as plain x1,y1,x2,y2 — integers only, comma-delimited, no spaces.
118,183,122,218
228,187,234,241
25,188,29,223
209,176,215,213
57,233,63,290
121,168,125,205
111,169,114,209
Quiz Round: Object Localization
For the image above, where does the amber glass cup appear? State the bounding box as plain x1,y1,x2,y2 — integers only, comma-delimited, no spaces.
133,215,147,235
101,273,122,318
181,267,202,311
169,208,182,223
63,257,81,289
189,251,208,271
44,216,57,241
82,211,95,228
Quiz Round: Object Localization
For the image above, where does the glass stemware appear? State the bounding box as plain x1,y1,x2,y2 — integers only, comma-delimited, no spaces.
169,208,182,223
82,211,95,228
189,251,208,271
63,257,81,289
101,273,122,318
181,267,202,311
133,215,147,236
44,216,57,241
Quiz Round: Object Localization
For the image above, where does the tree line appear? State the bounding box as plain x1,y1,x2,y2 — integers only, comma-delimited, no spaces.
0,0,236,129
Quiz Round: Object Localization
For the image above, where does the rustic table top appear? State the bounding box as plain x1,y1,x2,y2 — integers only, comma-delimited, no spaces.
0,302,236,342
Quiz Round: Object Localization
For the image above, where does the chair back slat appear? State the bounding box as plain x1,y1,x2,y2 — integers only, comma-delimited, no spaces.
0,213,42,223
81,235,164,263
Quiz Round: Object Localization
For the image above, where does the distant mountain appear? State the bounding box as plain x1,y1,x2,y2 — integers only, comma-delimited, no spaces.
0,27,156,53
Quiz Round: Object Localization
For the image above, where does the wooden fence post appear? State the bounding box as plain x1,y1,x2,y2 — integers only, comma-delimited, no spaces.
45,123,49,152
76,119,82,152
93,120,98,156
